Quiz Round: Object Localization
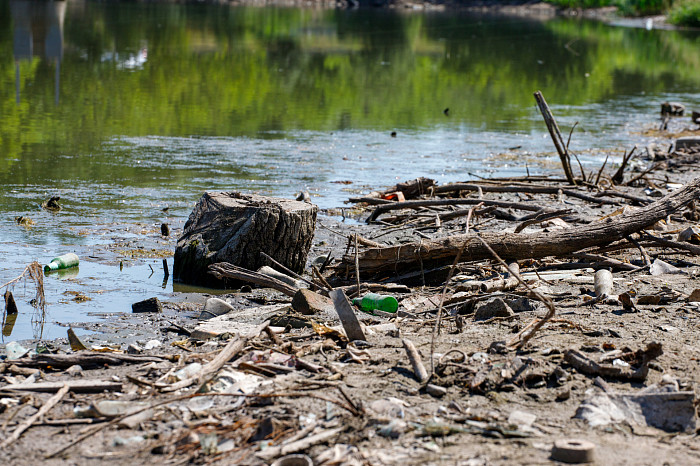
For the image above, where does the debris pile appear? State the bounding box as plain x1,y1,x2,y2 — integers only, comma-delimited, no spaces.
2,96,700,464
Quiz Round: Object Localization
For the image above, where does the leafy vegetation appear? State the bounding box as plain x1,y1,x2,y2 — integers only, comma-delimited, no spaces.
668,0,700,27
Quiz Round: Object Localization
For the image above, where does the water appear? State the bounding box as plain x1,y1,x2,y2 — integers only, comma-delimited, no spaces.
1,0,699,341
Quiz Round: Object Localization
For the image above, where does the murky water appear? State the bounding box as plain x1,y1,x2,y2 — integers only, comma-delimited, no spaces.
1,0,699,341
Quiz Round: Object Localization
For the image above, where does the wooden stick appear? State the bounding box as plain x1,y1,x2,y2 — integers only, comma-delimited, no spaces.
0,380,122,393
1,383,70,448
366,197,549,223
434,183,617,205
402,338,429,384
534,91,576,184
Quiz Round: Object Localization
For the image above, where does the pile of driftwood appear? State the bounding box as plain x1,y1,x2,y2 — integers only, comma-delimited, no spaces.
2,93,700,464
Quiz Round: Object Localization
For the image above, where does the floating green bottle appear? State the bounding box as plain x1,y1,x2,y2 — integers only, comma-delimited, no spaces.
352,293,398,313
44,253,79,273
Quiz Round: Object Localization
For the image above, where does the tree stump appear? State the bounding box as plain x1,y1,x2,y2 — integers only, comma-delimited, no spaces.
174,192,317,288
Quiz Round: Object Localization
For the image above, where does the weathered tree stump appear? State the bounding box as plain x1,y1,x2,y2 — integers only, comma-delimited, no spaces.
174,192,317,288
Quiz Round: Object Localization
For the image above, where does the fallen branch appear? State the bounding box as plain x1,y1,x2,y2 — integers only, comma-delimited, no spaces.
340,176,700,277
366,198,547,223
534,90,576,184
208,263,298,297
10,353,166,369
0,380,122,393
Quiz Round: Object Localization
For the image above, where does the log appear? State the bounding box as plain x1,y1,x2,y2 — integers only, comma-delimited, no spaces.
10,353,166,369
174,192,317,288
0,380,122,393
340,176,700,278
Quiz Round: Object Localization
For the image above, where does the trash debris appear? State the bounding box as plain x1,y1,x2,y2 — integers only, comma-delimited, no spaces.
576,382,696,433
353,293,398,313
44,253,79,273
551,439,596,464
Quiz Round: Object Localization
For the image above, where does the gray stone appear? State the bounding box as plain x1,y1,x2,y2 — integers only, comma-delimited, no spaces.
131,297,162,313
473,298,514,321
292,288,333,316
199,297,236,320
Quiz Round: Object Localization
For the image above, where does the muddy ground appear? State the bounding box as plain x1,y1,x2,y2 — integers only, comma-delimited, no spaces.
2,114,700,465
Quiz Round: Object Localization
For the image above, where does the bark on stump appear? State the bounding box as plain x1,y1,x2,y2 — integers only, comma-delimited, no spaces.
174,192,317,288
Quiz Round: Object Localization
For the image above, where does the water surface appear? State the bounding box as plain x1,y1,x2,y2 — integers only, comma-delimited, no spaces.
1,0,699,340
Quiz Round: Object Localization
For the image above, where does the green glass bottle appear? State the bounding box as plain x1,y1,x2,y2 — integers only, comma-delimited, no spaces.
352,293,398,313
44,253,79,273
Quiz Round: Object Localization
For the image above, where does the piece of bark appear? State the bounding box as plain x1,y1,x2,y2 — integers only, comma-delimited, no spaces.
329,289,367,342
4,290,18,314
0,380,122,393
174,192,317,288
132,297,162,314
340,176,700,277
10,353,165,369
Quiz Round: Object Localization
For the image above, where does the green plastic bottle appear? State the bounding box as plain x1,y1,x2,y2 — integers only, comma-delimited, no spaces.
44,253,79,273
352,293,398,313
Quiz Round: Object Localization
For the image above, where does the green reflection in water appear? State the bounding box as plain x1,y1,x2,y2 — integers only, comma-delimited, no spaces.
0,2,699,180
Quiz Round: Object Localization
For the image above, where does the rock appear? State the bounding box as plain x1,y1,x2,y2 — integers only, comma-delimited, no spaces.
473,298,514,321
65,365,83,377
161,223,170,237
199,297,235,320
675,137,700,153
505,297,535,312
661,101,685,116
426,384,447,398
144,339,162,350
131,297,162,313
126,343,143,354
292,289,333,316
173,192,317,288
678,226,700,244
692,111,700,125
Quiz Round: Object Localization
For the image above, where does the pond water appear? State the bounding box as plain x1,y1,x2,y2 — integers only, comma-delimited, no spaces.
1,0,699,341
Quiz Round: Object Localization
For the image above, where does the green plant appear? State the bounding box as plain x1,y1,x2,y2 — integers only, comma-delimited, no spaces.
615,0,670,15
669,0,700,27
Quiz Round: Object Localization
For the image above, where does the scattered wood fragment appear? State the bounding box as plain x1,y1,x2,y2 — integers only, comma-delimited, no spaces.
1,383,70,448
10,353,166,369
341,176,700,277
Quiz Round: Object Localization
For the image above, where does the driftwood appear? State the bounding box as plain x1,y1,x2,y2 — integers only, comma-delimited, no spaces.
366,197,548,223
341,176,700,277
10,353,166,369
434,183,617,205
0,380,122,393
208,262,298,297
174,192,317,287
